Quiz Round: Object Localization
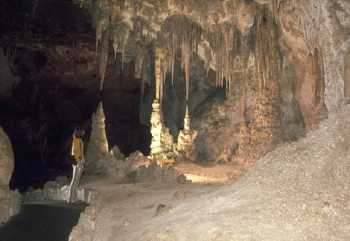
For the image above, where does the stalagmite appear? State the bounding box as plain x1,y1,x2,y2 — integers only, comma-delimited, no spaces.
150,99,163,156
150,48,175,160
149,98,175,162
86,102,109,173
151,48,167,156
176,105,197,161
99,31,109,91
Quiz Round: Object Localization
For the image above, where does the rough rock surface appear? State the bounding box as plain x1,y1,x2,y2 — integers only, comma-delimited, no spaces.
69,0,350,164
69,192,99,241
0,128,14,188
84,104,350,241
23,183,92,204
0,127,14,223
132,164,187,184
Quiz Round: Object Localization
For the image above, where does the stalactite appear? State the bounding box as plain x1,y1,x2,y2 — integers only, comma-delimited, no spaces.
155,48,165,103
99,27,110,91
289,0,322,54
207,24,241,90
112,22,131,70
251,4,282,102
182,40,191,101
134,46,145,79
160,15,202,101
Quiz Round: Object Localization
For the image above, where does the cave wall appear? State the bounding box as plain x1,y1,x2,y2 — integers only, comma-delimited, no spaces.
74,0,344,163
1,0,350,177
0,0,151,189
344,50,350,102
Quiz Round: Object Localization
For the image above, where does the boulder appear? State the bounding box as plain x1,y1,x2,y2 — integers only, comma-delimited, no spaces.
0,127,15,223
0,127,14,187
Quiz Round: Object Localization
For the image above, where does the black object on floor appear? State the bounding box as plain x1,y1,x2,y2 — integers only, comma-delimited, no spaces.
0,202,87,241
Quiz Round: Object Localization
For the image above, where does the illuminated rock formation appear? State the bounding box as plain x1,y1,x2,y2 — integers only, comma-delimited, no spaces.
150,48,166,156
86,102,109,174
150,49,175,159
176,106,198,161
2,0,350,181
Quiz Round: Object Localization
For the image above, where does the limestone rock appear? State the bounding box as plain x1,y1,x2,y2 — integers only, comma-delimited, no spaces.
0,186,11,224
8,190,22,218
23,185,92,204
69,207,96,241
150,100,164,155
110,145,124,160
176,107,198,162
54,176,70,187
0,127,14,186
133,163,187,184
150,100,175,158
86,102,109,174
128,151,151,171
69,192,98,241
0,127,14,223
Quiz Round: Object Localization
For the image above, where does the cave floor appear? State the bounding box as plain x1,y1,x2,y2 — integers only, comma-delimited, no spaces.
83,178,225,241
175,162,245,184
77,105,350,241
0,202,86,241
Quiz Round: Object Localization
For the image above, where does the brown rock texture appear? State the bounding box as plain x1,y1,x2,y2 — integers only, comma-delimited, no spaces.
0,127,14,223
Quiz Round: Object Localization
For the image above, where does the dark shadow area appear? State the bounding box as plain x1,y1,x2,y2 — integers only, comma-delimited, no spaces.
0,0,92,34
0,202,86,241
0,0,152,191
103,59,152,157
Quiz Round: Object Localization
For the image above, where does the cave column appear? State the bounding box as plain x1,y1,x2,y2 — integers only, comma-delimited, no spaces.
150,48,165,156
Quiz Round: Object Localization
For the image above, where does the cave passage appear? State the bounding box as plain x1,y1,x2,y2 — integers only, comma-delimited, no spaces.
0,202,86,241
102,59,152,157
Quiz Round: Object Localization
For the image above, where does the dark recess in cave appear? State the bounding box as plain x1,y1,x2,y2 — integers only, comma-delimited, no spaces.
0,0,151,191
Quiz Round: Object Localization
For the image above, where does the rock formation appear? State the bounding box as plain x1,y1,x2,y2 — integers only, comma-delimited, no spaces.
86,102,109,174
150,100,164,156
64,0,350,164
1,0,350,188
176,106,197,161
0,127,14,223
150,48,175,160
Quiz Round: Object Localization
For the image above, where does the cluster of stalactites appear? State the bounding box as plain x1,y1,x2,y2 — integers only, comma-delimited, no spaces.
253,5,282,93
298,0,322,55
158,15,202,102
93,0,148,91
275,0,322,55
206,23,242,92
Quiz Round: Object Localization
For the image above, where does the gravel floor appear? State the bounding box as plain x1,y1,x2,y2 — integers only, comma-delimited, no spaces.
109,105,350,241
